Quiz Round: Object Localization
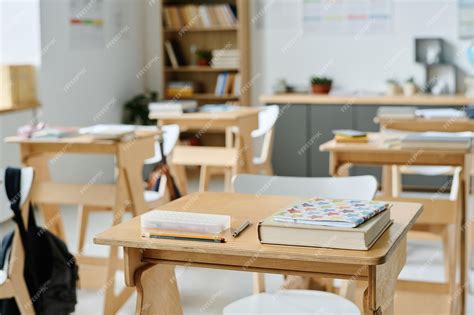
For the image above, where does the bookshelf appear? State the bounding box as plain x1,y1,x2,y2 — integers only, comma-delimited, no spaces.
160,0,250,106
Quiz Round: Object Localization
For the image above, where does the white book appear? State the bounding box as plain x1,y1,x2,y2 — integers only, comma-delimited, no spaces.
79,124,136,140
198,5,211,27
215,73,226,96
233,73,241,96
415,108,466,119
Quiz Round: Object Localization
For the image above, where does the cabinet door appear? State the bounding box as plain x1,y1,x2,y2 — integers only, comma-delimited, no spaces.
272,104,309,176
310,105,353,177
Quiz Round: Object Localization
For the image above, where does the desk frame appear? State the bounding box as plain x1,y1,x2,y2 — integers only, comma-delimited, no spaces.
321,137,470,315
7,135,155,315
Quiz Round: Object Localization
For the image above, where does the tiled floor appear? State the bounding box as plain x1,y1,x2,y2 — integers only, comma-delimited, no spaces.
1,175,473,314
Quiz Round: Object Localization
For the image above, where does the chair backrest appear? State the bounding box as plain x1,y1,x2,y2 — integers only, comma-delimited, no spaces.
233,174,378,200
144,124,180,165
251,105,279,139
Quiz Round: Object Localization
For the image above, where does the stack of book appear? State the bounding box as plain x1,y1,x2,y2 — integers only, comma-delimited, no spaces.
163,4,237,29
377,106,417,120
141,210,231,243
333,129,368,143
79,124,137,140
211,49,240,68
215,73,240,96
165,81,194,98
258,198,391,250
400,131,472,150
148,100,198,115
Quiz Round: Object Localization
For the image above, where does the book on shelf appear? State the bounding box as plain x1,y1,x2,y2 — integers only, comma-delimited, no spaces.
211,49,240,68
215,73,238,96
141,210,231,242
258,198,391,250
165,81,194,98
163,4,237,29
165,40,183,68
400,131,472,150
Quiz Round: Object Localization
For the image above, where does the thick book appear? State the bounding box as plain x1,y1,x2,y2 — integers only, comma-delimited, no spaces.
258,210,391,250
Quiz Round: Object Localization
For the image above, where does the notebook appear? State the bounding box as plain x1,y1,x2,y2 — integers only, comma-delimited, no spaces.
400,132,472,150
272,198,389,228
78,124,136,140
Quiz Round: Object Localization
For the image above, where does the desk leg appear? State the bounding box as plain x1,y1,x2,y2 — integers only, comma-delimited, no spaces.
135,264,182,315
22,153,66,241
364,237,406,315
103,173,134,315
382,166,393,198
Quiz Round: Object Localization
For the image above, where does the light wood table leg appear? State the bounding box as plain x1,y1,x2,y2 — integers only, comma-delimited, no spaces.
364,237,406,315
382,165,393,198
135,264,182,315
21,152,66,241
238,118,257,174
103,172,134,315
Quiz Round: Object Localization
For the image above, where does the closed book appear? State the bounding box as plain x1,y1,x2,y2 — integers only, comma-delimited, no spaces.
335,135,368,143
377,106,417,119
258,210,391,250
400,132,472,150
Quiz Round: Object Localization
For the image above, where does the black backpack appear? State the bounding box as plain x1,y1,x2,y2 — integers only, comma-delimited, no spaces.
0,167,79,315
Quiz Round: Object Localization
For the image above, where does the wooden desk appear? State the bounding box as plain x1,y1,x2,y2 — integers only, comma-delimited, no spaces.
376,116,474,132
94,192,422,315
260,93,474,106
149,108,260,192
6,132,156,315
320,133,470,314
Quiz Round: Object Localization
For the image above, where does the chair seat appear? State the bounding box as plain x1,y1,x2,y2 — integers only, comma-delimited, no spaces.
144,190,162,202
171,146,238,167
223,290,360,315
400,165,455,176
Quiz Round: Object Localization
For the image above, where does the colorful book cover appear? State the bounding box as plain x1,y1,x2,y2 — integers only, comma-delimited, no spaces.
273,198,389,228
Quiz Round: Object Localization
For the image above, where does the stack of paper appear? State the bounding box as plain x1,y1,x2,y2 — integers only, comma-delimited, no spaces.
400,131,472,150
415,108,466,119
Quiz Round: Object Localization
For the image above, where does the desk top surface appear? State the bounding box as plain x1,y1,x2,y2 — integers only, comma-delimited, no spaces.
94,192,422,265
260,93,474,106
319,132,471,154
149,107,260,121
5,130,157,145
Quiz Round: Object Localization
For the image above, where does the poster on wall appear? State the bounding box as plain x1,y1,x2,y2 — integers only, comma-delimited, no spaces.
69,0,105,49
303,0,392,35
459,0,474,39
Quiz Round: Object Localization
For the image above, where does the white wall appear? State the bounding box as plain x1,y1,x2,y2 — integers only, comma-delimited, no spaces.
0,0,147,184
251,0,472,102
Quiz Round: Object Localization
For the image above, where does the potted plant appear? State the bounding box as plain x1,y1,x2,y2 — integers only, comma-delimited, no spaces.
195,50,212,66
310,76,333,94
385,79,401,96
403,77,417,96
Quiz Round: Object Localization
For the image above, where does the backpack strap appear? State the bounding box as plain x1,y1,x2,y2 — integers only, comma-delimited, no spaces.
4,168,29,250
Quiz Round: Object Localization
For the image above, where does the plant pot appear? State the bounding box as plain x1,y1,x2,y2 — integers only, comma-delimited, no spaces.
403,83,417,96
312,84,332,94
196,59,210,66
385,83,401,96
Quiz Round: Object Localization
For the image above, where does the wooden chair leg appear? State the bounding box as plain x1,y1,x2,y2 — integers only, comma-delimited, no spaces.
252,273,265,294
11,277,35,315
391,165,402,198
224,168,232,192
264,161,274,176
199,166,211,192
171,164,188,195
77,205,91,255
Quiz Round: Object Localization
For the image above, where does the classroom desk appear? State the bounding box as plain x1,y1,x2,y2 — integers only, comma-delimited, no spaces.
149,108,260,192
94,192,422,315
376,116,474,132
260,93,474,180
5,131,156,315
320,133,470,315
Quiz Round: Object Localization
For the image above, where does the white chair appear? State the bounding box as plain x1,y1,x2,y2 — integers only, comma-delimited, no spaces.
76,124,180,254
224,174,378,315
200,105,280,192
250,105,279,175
0,167,35,315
